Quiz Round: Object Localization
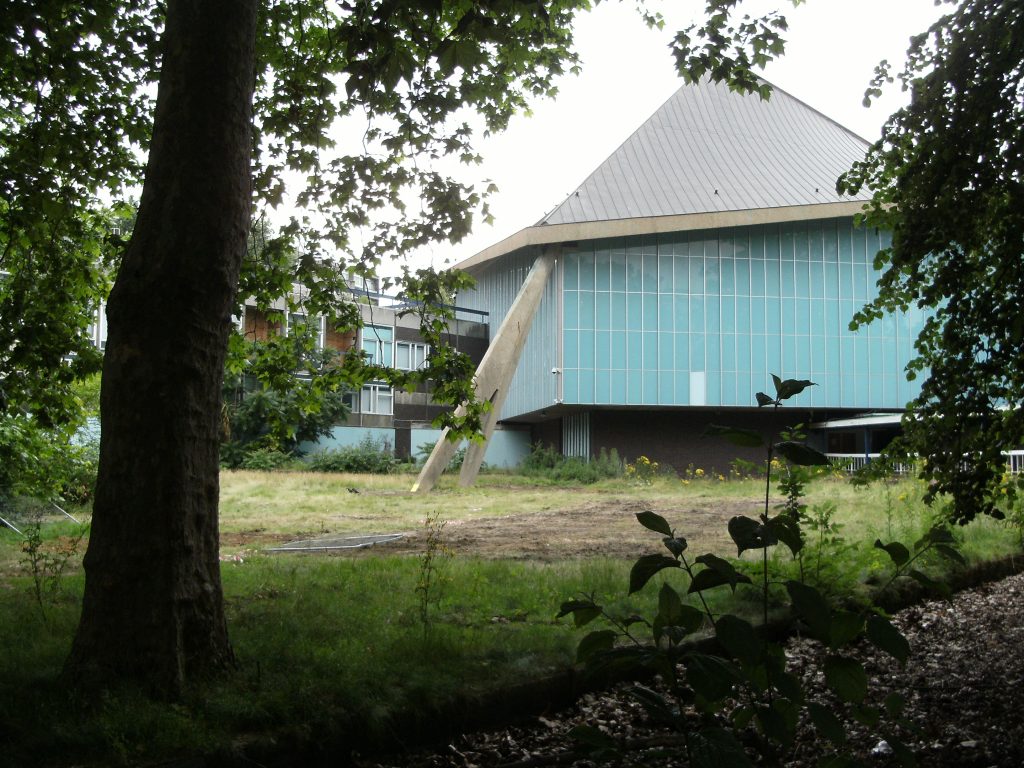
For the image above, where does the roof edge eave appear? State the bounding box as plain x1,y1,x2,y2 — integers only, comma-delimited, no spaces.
456,199,871,273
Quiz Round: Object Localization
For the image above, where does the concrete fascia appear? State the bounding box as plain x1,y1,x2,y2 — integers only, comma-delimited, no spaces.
457,201,869,273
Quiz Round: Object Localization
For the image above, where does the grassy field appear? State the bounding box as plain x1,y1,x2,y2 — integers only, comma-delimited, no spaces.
0,469,1021,765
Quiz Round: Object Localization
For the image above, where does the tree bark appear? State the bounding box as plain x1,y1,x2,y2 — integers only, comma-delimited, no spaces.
65,0,257,696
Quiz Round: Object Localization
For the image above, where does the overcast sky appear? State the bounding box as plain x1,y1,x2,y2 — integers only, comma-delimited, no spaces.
404,0,948,273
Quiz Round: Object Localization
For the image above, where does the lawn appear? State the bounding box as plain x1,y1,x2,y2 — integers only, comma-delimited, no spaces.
0,469,1020,766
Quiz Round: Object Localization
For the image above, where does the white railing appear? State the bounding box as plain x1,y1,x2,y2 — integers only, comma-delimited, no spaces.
827,450,1024,476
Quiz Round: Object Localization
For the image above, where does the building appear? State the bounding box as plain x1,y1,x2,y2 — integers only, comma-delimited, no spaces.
418,77,929,487
236,281,530,466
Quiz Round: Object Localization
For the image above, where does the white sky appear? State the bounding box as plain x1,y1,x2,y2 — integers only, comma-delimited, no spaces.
404,0,948,274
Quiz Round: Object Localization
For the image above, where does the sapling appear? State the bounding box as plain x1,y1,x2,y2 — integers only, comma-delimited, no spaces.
558,376,961,766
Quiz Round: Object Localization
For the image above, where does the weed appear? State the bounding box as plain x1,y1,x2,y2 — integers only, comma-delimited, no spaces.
624,455,658,485
520,444,622,484
560,376,965,766
20,513,88,616
415,509,453,632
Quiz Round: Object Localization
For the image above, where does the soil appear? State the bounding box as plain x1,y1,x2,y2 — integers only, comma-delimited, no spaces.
355,571,1024,768
223,494,767,561
219,496,1024,767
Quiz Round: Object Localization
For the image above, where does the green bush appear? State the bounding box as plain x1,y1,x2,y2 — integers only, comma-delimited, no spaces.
520,443,622,484
238,448,294,471
305,435,400,474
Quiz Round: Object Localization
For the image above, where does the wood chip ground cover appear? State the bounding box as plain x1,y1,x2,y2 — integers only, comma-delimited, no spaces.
356,572,1024,768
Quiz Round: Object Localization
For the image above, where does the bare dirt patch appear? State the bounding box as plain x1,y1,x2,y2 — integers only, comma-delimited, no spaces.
227,493,766,561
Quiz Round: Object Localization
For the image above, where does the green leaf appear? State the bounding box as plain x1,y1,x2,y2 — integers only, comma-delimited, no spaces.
828,610,865,649
556,598,602,627
728,515,777,555
774,441,831,466
704,424,765,448
852,704,880,728
689,727,753,768
628,554,680,595
636,510,673,537
866,614,910,664
630,684,679,726
884,691,907,717
824,654,868,703
808,703,847,745
934,543,966,565
874,539,911,567
685,653,742,702
654,583,704,642
785,580,832,642
690,554,752,594
766,513,803,556
755,391,776,407
756,698,798,747
772,376,816,400
731,705,755,729
663,536,688,557
576,629,616,664
715,614,762,665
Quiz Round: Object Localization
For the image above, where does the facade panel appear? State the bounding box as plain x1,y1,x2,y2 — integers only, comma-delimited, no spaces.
549,218,921,412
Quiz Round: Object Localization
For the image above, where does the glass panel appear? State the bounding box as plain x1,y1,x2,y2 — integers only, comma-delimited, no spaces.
395,343,410,370
690,296,705,332
579,371,594,403
595,248,611,291
627,293,643,330
596,330,611,369
674,294,689,332
659,294,673,329
706,296,720,332
579,291,595,329
611,370,627,402
610,251,627,291
578,251,595,289
563,331,578,369
563,291,578,329
595,371,611,403
658,253,673,293
626,253,643,292
643,294,658,329
611,331,627,369
596,292,611,330
643,371,658,403
720,257,735,295
659,371,674,405
564,253,579,289
627,332,642,370
750,259,766,295
643,332,658,371
643,252,658,293
579,330,595,369
611,292,626,330
673,254,689,293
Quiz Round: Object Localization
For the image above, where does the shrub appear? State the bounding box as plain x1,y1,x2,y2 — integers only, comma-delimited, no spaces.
520,443,622,484
238,448,294,471
306,435,400,474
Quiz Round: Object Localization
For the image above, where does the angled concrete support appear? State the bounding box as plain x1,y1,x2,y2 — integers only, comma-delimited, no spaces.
412,249,556,492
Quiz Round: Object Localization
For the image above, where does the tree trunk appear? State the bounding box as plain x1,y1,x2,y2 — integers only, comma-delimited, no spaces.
65,0,257,696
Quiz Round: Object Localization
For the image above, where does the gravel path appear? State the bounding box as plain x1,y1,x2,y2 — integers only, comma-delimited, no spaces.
359,571,1024,768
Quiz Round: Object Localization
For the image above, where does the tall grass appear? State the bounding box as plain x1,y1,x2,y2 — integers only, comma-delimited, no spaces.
0,470,1021,765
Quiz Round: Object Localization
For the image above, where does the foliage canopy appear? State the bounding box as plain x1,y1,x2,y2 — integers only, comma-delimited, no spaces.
840,0,1024,521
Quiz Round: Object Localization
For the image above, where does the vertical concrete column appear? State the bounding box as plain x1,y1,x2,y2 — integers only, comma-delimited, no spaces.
412,249,557,493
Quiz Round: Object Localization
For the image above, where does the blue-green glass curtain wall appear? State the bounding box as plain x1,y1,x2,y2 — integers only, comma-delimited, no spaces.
559,218,924,410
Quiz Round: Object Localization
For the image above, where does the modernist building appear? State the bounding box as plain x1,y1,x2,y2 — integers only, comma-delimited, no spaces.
420,78,927,483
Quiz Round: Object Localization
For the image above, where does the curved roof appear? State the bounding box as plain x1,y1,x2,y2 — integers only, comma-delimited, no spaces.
459,77,872,271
